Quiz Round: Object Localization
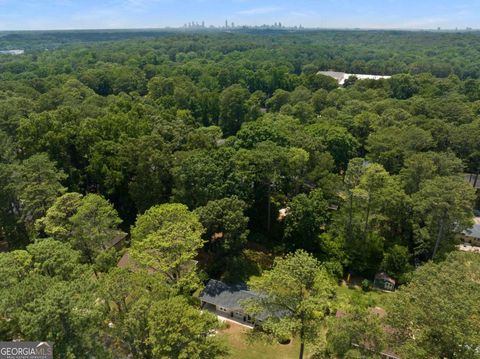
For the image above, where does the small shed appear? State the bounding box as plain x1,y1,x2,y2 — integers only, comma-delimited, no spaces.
373,272,396,292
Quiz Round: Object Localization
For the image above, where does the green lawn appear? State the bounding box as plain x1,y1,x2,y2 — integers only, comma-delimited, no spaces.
218,322,303,359
336,281,393,311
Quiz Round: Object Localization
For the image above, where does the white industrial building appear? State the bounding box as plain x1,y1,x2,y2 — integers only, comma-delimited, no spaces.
317,70,391,86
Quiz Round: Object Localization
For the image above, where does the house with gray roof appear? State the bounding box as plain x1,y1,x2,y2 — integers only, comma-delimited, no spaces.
461,217,480,246
199,279,257,326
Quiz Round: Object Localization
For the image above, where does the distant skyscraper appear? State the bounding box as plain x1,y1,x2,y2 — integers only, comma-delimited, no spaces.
231,22,235,28
225,20,228,28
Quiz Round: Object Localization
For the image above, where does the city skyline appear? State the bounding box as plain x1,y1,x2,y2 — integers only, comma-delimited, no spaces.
1,0,480,31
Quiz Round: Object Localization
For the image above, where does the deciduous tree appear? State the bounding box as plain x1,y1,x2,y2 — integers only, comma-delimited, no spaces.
130,203,204,289
148,296,228,359
387,252,480,358
244,250,336,359
412,176,475,259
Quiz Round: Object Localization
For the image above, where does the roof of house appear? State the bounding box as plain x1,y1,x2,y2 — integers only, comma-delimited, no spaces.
117,252,198,274
117,252,132,268
117,252,157,273
465,173,480,189
462,218,480,239
103,231,128,250
199,279,257,310
117,252,150,273
374,272,396,285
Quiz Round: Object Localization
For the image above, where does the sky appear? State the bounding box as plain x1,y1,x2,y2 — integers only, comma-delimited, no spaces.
0,0,480,31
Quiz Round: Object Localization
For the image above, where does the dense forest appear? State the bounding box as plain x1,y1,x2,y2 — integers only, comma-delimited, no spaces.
0,29,479,358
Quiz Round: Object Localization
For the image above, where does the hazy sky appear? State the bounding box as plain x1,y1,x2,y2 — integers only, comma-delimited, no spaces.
0,0,479,31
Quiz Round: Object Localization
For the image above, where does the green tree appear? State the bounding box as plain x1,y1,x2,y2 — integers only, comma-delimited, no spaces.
342,158,366,237
244,250,336,359
37,193,123,269
413,176,475,259
358,164,406,237
366,126,434,173
380,245,412,283
304,73,339,92
35,192,83,240
389,74,419,99
219,84,250,136
11,153,66,234
27,238,84,280
387,252,480,359
306,124,359,171
194,196,249,255
130,203,204,289
399,151,464,194
323,307,386,358
0,163,24,247
172,148,248,208
125,136,172,213
69,194,122,266
0,245,106,358
311,89,329,113
336,162,408,275
98,268,170,358
148,296,228,359
284,189,329,252
266,89,290,112
147,76,175,99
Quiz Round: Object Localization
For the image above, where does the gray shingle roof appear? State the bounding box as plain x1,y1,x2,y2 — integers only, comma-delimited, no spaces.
374,272,396,285
463,223,480,239
199,279,257,310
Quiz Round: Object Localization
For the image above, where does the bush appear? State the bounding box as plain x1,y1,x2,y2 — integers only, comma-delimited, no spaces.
277,335,291,345
361,279,370,292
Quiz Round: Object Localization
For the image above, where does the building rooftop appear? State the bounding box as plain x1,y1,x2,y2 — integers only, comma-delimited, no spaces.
374,272,396,285
317,71,348,83
462,218,480,239
199,279,257,310
0,49,24,55
465,173,480,189
317,70,391,86
103,231,127,250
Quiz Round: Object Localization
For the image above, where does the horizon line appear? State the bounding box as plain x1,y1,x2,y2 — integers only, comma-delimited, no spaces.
0,26,478,33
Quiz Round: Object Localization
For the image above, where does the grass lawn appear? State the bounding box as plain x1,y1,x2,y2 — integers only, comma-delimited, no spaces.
336,281,393,310
218,322,304,359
